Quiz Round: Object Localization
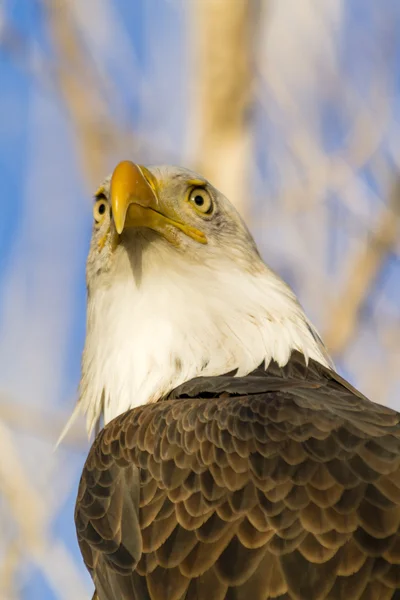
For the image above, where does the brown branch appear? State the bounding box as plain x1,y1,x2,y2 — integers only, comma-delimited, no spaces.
190,0,257,217
43,0,116,189
0,420,89,598
324,184,400,354
0,539,19,600
0,397,88,449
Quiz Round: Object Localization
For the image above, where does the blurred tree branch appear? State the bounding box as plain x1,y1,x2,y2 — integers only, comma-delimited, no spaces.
0,420,89,599
324,183,400,354
191,0,257,217
0,397,88,449
44,0,116,189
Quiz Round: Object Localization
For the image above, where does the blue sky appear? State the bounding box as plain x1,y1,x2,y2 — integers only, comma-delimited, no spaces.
1,1,400,598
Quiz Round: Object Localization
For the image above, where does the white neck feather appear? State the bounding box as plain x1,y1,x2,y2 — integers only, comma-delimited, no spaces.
78,241,331,435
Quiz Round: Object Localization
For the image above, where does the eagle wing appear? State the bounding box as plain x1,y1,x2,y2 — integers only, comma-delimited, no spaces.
75,354,400,600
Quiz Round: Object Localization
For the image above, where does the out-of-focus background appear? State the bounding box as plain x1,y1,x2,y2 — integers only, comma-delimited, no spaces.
0,0,400,598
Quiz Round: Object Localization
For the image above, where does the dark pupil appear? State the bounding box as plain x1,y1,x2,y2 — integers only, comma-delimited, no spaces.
194,195,204,206
98,202,106,215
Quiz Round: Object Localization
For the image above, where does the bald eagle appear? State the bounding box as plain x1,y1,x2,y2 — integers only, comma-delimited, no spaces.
73,161,400,600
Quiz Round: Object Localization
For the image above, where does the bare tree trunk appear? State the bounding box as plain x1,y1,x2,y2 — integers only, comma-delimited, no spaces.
190,0,257,218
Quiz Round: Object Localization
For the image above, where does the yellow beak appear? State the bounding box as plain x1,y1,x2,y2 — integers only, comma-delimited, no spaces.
110,161,158,235
109,161,207,244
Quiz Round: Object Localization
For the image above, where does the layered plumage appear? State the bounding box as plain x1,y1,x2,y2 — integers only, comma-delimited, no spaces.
73,162,400,599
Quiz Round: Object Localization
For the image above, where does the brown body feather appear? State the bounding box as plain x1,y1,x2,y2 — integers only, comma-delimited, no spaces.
75,353,400,599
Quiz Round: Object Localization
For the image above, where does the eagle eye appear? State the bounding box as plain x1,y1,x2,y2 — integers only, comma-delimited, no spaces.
93,197,108,223
188,187,213,215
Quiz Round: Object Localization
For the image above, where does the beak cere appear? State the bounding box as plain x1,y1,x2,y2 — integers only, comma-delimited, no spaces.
110,161,158,234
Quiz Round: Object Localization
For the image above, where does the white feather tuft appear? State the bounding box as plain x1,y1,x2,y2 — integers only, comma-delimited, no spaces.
78,239,332,435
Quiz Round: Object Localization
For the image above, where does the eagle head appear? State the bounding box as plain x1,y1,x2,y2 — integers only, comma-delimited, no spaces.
77,161,331,435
